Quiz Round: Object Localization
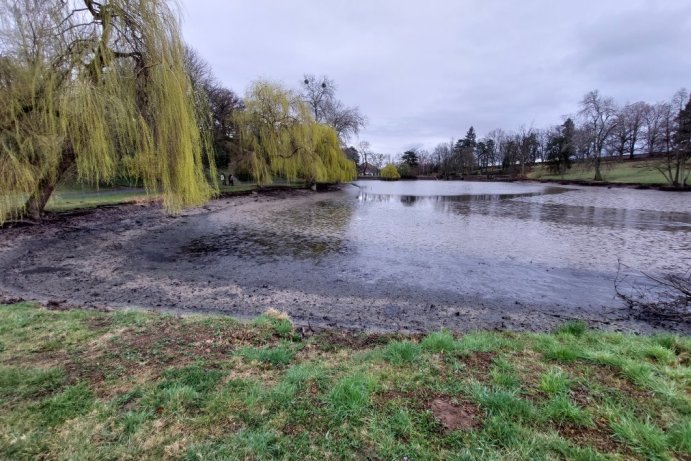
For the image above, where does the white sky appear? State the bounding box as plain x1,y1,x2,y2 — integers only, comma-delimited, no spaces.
180,0,691,155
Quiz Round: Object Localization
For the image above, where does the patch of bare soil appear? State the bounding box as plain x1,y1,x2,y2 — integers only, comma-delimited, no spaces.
84,316,114,330
310,330,403,351
459,351,497,381
429,397,480,431
0,295,24,304
376,388,482,432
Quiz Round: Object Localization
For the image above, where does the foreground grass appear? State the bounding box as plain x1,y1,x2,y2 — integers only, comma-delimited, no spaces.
0,303,689,460
529,161,669,184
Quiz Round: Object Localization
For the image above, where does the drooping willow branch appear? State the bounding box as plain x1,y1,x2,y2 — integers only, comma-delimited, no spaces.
232,81,356,186
0,0,217,223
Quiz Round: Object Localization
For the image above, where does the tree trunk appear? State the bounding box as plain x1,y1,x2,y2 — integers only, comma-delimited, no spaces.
593,156,603,181
520,159,525,178
25,146,75,220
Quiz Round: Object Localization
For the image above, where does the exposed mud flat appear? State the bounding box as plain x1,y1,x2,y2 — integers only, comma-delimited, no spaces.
0,186,688,334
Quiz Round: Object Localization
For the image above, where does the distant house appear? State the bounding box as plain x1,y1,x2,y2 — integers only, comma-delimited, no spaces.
359,163,380,176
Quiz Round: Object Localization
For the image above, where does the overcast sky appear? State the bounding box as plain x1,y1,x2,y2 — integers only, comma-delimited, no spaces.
180,0,691,155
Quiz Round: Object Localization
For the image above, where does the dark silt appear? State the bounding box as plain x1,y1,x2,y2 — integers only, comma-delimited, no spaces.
1,182,689,333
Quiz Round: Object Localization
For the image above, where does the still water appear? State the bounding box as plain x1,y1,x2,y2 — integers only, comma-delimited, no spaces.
195,180,689,316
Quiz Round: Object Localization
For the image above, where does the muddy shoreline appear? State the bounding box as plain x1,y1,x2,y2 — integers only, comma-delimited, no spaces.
0,187,687,334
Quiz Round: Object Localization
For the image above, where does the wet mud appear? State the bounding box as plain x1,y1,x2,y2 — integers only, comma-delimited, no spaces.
0,187,688,334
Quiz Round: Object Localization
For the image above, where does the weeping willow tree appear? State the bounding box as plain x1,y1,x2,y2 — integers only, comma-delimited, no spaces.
0,0,216,224
233,81,356,185
380,163,401,180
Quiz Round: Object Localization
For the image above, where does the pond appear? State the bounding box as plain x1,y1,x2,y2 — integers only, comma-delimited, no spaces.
175,180,690,331
2,180,689,333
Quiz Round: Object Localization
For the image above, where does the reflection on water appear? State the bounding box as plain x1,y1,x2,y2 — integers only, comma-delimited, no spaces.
272,200,356,233
182,223,350,261
182,200,356,261
357,186,690,233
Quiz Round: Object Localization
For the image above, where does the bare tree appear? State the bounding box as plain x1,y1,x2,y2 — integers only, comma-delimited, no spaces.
302,74,366,143
643,102,666,155
623,102,648,159
325,99,367,143
578,90,619,181
370,153,386,173
608,102,649,160
433,140,455,178
609,107,629,159
655,90,691,187
357,141,372,174
486,129,506,168
301,74,336,122
516,126,539,178
534,128,550,164
415,149,431,175
184,47,242,170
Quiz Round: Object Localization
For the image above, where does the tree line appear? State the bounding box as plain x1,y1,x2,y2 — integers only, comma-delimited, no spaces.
364,89,691,187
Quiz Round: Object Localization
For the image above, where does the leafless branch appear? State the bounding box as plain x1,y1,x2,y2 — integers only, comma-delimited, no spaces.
615,260,690,324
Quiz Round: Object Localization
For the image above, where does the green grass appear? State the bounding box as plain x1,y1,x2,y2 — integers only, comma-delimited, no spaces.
238,343,296,366
36,383,94,426
0,302,689,460
4,182,305,216
328,373,376,423
539,367,571,395
421,329,456,353
529,160,672,184
383,340,421,364
45,187,155,212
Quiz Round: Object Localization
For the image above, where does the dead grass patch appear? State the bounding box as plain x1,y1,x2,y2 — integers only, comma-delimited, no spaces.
556,418,630,456
309,330,403,351
458,351,496,381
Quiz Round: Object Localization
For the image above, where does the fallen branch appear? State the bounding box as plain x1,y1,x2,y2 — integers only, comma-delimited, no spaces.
615,260,691,324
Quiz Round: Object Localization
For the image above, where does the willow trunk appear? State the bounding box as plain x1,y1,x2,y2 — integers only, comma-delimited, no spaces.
25,146,75,219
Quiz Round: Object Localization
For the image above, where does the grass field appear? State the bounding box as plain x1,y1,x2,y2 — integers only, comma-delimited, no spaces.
528,161,671,185
1,302,689,460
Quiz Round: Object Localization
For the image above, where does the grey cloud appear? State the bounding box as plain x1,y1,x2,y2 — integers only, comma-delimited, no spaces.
181,0,691,154
576,4,691,101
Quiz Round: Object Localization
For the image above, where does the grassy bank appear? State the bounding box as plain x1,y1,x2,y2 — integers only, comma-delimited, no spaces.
528,161,669,185
38,182,301,213
0,303,689,460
